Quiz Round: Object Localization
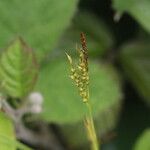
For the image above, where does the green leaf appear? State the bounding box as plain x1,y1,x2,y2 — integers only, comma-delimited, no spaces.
0,136,32,150
56,11,113,57
35,59,122,124
0,112,31,150
0,112,16,150
112,0,150,33
0,38,38,98
133,129,150,150
0,0,79,61
0,112,15,141
119,41,150,105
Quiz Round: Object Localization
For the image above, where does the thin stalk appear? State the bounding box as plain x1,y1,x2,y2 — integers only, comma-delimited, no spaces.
85,101,99,150
84,88,99,150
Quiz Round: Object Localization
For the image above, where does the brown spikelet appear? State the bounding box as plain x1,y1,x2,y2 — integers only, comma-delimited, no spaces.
80,32,88,71
80,32,87,51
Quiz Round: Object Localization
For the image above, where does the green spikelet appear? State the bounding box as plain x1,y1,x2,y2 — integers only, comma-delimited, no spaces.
0,38,38,98
66,33,99,150
66,34,89,103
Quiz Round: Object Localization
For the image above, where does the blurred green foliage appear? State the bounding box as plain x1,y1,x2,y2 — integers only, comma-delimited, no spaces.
0,112,31,150
119,41,150,105
134,129,150,150
113,0,150,33
0,0,78,61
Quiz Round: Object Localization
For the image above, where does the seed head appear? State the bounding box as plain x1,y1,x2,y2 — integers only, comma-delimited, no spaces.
66,33,89,102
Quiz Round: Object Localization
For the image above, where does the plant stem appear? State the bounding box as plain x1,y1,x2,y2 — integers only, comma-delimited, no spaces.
84,100,99,150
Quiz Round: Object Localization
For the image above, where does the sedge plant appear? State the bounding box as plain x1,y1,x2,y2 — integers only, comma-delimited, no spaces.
66,33,99,150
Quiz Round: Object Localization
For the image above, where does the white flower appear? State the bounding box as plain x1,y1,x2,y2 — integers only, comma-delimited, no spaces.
27,92,43,114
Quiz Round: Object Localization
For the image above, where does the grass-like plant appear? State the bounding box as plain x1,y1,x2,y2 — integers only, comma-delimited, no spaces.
66,33,99,150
